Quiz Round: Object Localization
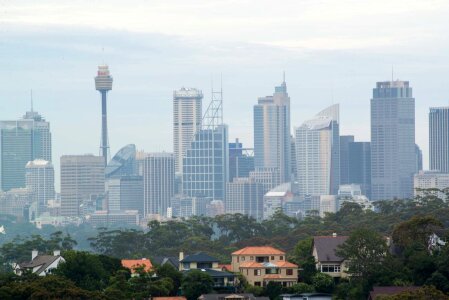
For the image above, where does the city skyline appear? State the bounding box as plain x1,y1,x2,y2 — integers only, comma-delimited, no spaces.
1,1,449,191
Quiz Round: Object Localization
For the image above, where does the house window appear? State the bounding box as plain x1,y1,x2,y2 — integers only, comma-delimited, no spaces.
254,269,261,276
242,256,245,261
183,262,190,270
250,256,254,261
280,256,284,260
255,282,261,287
271,256,275,260
321,264,341,273
286,269,293,275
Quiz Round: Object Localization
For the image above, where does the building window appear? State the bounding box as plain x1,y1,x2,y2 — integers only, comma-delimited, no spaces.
250,256,254,261
321,264,341,273
271,256,274,260
280,256,284,260
286,269,293,275
254,269,261,276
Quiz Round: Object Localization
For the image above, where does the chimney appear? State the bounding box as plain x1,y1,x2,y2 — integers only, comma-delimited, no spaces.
179,251,184,261
332,233,337,237
53,250,61,256
32,250,38,260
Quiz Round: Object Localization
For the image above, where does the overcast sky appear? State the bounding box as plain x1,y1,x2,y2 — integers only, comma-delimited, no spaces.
1,0,449,190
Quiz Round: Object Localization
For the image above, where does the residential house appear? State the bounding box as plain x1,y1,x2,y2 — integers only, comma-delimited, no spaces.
121,258,153,276
231,246,298,287
198,294,269,300
179,252,236,288
14,250,65,276
312,234,349,279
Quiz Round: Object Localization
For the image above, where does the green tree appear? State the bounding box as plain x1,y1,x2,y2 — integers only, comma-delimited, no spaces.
181,270,214,300
292,238,316,283
336,228,388,280
311,273,334,293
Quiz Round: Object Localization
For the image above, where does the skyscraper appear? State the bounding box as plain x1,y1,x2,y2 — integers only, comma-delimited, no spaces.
95,65,113,165
143,153,175,216
226,177,265,220
173,88,203,174
60,155,105,217
348,141,371,199
254,77,291,183
0,109,51,191
340,135,355,185
182,87,229,201
371,80,415,201
429,107,449,173
25,159,54,216
229,138,254,182
296,104,340,198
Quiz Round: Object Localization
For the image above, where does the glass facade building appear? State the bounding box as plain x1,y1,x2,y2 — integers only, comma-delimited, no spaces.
254,80,291,184
371,81,415,200
183,125,229,201
429,107,449,173
295,104,340,198
229,139,254,182
0,110,51,191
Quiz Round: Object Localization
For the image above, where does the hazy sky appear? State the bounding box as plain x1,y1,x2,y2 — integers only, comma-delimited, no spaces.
1,0,449,190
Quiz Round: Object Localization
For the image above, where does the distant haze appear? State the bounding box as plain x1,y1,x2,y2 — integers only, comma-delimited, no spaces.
1,0,449,191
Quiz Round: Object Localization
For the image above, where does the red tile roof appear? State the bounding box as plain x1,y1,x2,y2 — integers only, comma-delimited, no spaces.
275,261,298,268
121,258,152,273
219,264,232,271
232,246,285,255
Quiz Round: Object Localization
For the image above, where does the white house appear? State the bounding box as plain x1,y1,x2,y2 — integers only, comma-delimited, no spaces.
14,250,65,276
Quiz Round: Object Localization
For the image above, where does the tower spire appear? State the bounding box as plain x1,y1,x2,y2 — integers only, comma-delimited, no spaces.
283,71,286,83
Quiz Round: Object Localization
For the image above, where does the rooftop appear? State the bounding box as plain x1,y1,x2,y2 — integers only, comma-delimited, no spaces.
180,252,219,263
313,236,349,262
232,246,285,256
121,258,152,273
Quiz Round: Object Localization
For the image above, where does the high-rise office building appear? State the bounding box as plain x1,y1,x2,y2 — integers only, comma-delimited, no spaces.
173,88,203,174
249,168,280,194
60,155,105,217
254,78,291,183
183,88,229,201
291,135,297,180
429,107,449,173
371,80,415,200
340,135,355,185
296,104,340,198
143,153,174,216
348,142,371,199
25,159,54,216
229,139,254,182
226,177,265,220
0,110,51,191
95,65,113,165
183,126,229,201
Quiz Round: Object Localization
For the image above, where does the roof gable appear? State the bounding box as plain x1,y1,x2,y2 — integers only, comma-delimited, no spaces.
313,236,349,262
181,252,219,263
232,246,285,255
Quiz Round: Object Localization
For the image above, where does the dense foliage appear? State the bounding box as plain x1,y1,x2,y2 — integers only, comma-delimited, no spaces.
0,193,449,299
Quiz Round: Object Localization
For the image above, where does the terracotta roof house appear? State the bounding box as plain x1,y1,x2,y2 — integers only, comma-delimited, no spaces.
14,250,65,276
121,258,153,275
231,246,298,287
312,234,349,278
368,286,420,300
